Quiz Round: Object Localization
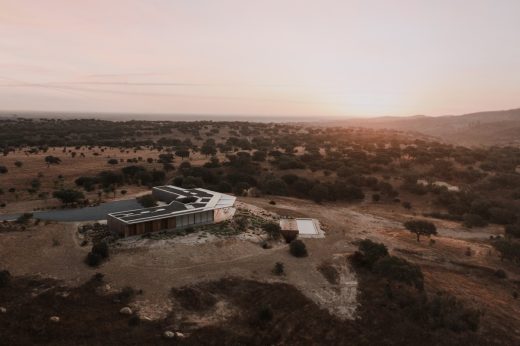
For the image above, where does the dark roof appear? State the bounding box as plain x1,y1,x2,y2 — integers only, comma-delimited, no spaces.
111,201,188,222
108,186,236,224
155,185,213,199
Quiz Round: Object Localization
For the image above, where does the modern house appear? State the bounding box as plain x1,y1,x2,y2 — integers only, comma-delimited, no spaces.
107,186,236,237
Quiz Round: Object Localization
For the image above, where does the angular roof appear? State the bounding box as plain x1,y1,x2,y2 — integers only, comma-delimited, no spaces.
108,186,236,224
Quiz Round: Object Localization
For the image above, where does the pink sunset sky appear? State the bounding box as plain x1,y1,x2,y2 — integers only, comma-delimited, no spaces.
0,0,519,117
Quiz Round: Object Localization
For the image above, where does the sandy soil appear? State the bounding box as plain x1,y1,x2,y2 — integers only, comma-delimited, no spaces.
2,194,520,336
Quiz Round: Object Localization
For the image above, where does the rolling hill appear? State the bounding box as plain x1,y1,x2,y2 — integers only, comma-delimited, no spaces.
334,108,520,146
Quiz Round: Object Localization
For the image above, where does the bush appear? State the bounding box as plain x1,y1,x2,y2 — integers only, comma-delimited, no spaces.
118,286,136,301
355,239,389,268
258,306,273,322
505,224,520,239
15,212,33,225
107,158,119,165
402,201,412,209
0,270,11,287
93,272,105,282
373,256,424,290
289,240,308,257
128,315,141,326
53,189,85,205
262,222,281,240
92,241,109,259
463,213,488,228
85,252,102,267
428,293,480,332
233,215,250,232
493,239,520,262
272,262,285,275
494,269,507,279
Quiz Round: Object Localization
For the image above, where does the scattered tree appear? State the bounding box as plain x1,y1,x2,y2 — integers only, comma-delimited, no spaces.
53,189,85,205
404,220,437,242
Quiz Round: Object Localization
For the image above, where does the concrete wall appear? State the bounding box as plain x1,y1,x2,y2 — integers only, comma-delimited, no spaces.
214,207,236,223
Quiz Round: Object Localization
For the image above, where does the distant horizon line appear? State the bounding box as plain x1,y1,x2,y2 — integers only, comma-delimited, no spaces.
0,107,518,122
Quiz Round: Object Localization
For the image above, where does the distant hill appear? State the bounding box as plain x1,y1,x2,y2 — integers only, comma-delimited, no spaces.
333,108,520,147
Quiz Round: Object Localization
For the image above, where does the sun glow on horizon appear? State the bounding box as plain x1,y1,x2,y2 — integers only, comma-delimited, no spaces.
0,0,519,117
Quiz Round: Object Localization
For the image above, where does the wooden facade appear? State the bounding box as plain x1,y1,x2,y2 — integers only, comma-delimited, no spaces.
108,209,215,237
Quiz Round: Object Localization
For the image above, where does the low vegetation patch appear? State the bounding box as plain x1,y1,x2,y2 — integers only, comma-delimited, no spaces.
85,241,110,267
289,239,308,257
317,262,340,285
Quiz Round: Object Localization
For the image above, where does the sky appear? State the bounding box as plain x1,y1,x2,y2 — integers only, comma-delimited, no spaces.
0,0,519,118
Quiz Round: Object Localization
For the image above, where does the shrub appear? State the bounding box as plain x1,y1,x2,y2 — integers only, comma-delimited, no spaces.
356,239,389,268
0,270,11,287
402,201,412,209
289,240,308,257
262,222,281,240
15,212,33,225
494,269,507,279
309,184,328,203
272,262,285,275
493,239,520,262
128,315,141,326
93,272,105,282
489,207,516,225
118,286,136,301
85,252,102,267
428,293,480,332
372,194,380,202
92,241,109,259
505,224,520,239
258,306,273,322
463,213,488,228
53,189,85,205
107,158,119,165
373,256,424,290
0,165,7,174
233,215,250,232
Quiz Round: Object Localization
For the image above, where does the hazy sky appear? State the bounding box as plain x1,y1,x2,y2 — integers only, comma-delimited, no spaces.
1,0,519,118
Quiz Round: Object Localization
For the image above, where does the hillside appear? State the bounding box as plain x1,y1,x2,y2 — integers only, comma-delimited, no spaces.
334,108,520,146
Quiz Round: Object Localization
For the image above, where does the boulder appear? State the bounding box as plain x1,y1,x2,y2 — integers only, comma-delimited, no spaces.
0,307,6,313
50,316,60,323
163,331,175,339
119,307,132,315
175,332,186,339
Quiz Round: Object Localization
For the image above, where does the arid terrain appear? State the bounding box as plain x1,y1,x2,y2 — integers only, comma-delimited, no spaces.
1,119,520,345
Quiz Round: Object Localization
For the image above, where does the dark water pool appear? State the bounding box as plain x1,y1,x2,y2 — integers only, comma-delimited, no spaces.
0,199,142,222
